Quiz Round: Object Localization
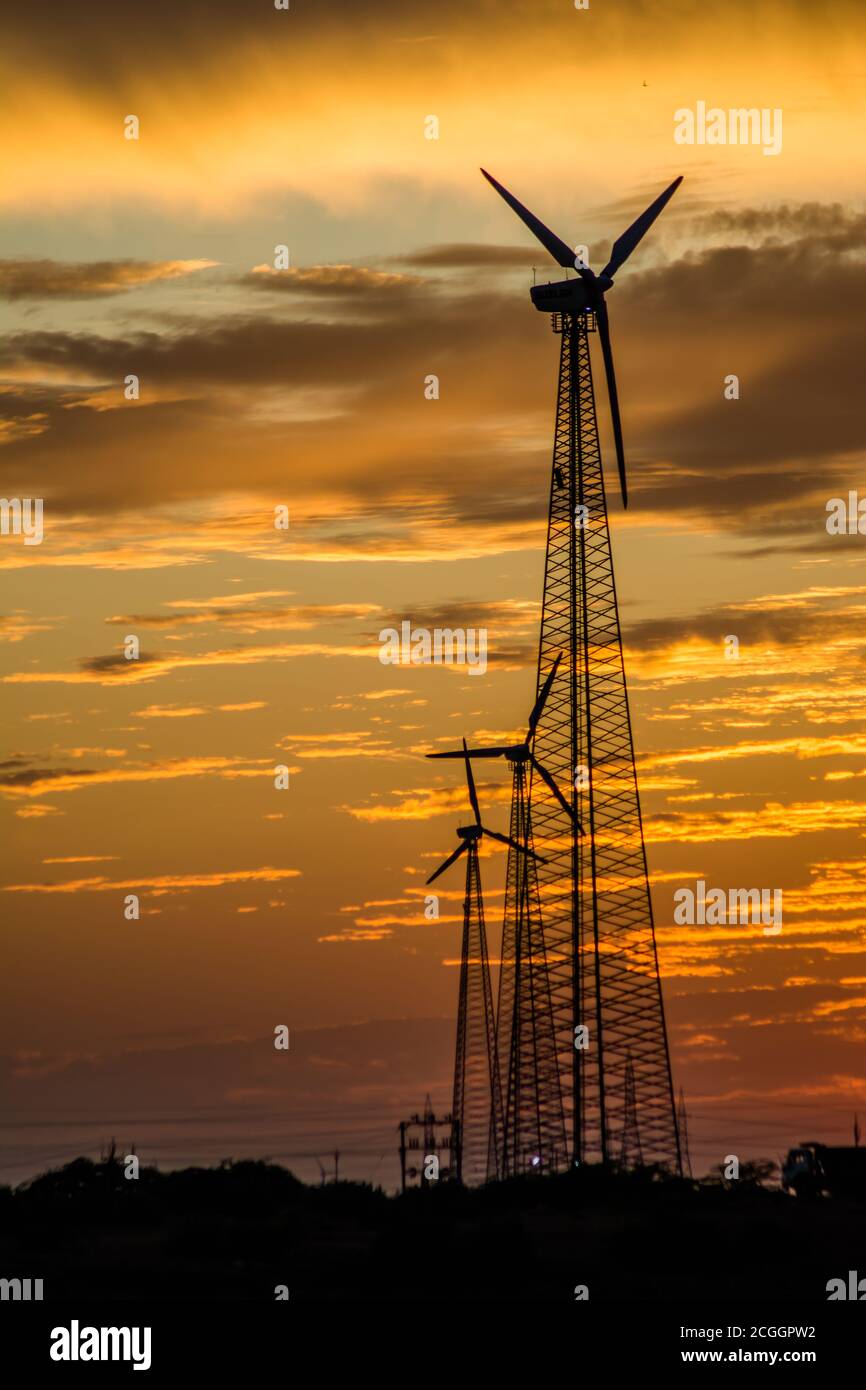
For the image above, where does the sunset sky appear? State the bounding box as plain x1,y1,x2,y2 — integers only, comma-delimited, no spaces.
2,0,866,1186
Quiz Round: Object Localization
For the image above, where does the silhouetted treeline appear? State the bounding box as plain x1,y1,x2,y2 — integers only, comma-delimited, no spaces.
1,1154,864,1300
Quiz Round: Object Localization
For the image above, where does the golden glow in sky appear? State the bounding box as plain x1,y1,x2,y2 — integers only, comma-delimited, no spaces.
2,0,866,1183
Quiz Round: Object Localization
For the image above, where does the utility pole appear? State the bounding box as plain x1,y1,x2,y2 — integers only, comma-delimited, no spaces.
398,1122,408,1194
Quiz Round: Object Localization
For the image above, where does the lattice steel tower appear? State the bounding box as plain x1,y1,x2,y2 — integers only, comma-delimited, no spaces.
452,841,499,1183
429,660,575,1175
497,754,567,1175
426,745,519,1183
482,169,683,1173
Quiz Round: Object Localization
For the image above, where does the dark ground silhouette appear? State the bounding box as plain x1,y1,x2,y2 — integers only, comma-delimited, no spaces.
1,1155,863,1301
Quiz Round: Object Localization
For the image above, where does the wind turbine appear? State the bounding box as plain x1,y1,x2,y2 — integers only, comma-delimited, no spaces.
479,168,684,1175
426,738,543,884
428,656,573,1175
427,652,581,833
427,744,543,1183
481,168,682,508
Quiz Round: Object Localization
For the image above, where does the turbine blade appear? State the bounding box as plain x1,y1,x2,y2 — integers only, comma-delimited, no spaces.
481,168,578,272
600,175,683,281
596,297,628,509
481,825,545,863
463,737,481,825
531,754,584,835
427,746,512,759
528,652,562,735
426,840,469,885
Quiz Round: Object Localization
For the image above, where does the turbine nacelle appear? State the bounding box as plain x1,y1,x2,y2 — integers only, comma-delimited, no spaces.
529,277,594,315
503,745,530,763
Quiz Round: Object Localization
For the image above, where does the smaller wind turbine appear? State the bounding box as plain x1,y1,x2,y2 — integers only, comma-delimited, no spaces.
480,168,682,507
427,654,581,833
426,739,543,884
427,744,542,1183
429,658,573,1176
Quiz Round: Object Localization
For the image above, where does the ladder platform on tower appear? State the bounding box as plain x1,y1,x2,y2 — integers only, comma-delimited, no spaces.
550,310,596,334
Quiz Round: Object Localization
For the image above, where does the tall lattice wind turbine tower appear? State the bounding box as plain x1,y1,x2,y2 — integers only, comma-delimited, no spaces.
482,168,683,1173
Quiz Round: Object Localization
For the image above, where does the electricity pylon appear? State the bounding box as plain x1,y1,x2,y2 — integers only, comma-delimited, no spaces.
483,171,683,1173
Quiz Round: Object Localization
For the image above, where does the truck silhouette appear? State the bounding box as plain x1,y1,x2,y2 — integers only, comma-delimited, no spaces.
782,1142,866,1198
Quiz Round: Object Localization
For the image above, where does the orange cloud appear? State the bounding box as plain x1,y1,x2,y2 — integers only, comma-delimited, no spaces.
3,867,301,896
0,755,299,800
0,257,216,300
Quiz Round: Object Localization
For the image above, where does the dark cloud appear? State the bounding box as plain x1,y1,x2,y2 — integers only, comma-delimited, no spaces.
626,590,866,650
105,603,377,629
0,202,863,547
0,382,92,444
241,265,426,296
376,599,537,632
610,232,866,519
694,203,866,251
0,259,215,302
395,244,537,269
0,764,98,789
0,0,482,84
79,652,164,675
0,293,478,387
0,0,845,86
371,600,538,668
